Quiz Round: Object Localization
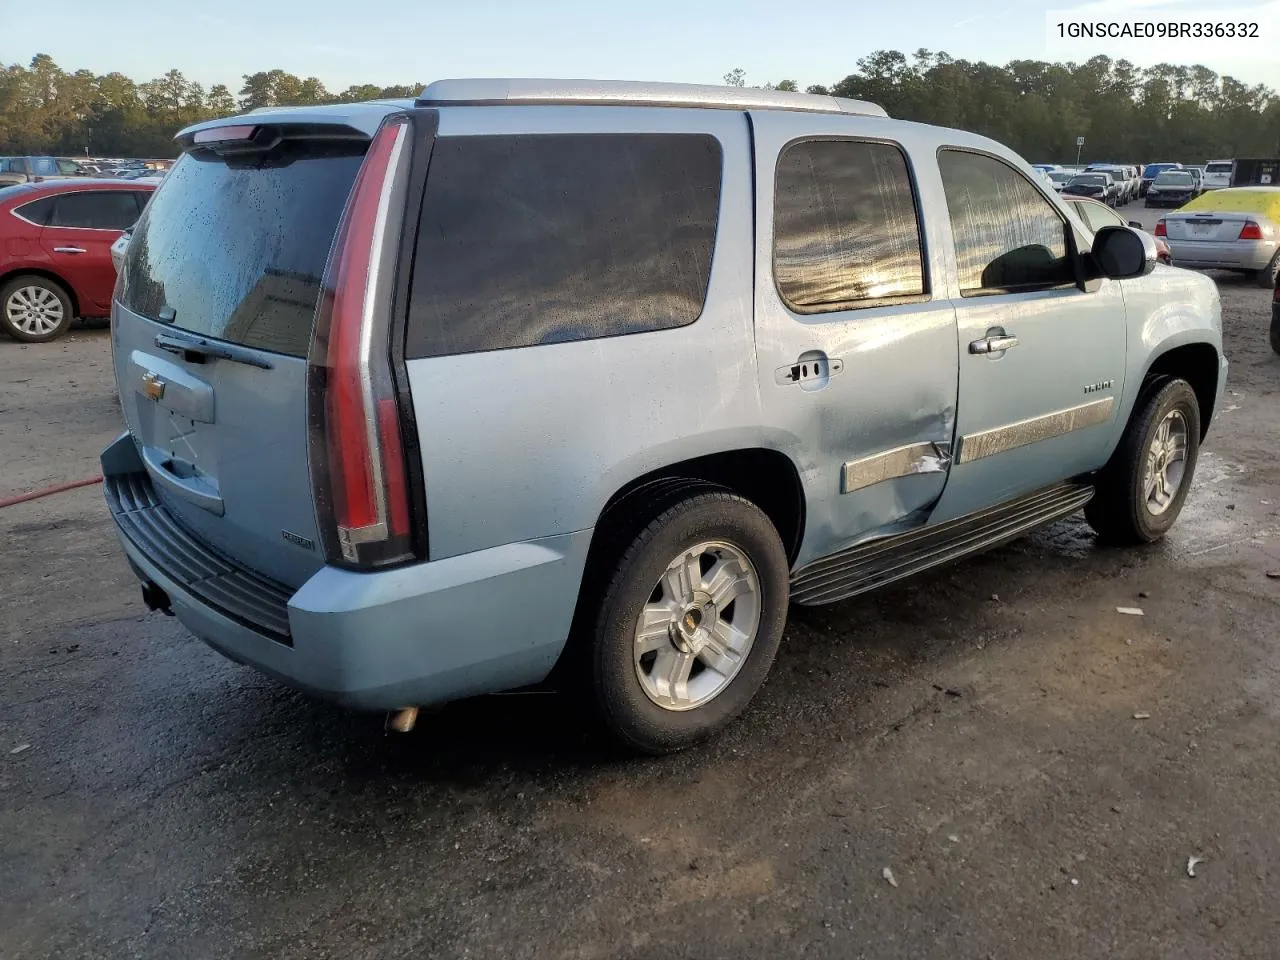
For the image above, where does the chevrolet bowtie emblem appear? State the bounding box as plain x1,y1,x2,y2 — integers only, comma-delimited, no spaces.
141,372,166,401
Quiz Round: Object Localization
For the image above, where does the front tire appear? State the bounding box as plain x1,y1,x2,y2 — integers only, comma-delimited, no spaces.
0,275,74,343
1270,307,1280,355
1086,379,1201,544
587,491,789,754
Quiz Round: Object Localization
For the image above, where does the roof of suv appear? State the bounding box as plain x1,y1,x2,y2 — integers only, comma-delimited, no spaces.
180,78,890,143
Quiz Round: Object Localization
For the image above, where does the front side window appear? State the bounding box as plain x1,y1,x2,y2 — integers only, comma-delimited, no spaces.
406,133,723,359
772,139,926,313
49,191,140,230
939,150,1075,295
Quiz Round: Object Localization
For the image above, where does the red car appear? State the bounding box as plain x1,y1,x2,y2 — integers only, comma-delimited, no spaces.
1,178,156,342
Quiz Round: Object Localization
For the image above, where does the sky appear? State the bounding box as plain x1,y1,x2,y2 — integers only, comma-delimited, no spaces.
3,0,1279,94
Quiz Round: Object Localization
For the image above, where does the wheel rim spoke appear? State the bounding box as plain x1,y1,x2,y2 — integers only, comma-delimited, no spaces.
1144,409,1190,516
633,539,762,712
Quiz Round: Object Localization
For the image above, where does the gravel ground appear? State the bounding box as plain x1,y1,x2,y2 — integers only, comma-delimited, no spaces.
2,218,1278,959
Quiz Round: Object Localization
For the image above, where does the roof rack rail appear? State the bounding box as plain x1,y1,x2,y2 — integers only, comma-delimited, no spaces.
416,78,888,118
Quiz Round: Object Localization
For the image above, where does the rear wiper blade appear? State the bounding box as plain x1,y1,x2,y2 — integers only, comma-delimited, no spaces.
153,331,274,370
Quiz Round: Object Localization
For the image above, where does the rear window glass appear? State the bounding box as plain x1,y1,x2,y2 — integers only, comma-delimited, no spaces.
31,158,59,176
119,140,365,357
405,133,722,359
1205,163,1233,173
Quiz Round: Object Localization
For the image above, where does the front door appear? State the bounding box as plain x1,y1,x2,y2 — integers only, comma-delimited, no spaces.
928,149,1128,522
750,111,960,568
39,189,143,313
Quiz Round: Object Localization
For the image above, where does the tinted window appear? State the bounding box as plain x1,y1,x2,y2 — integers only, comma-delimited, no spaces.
120,140,364,357
49,191,140,230
939,150,1075,295
406,133,722,359
772,139,925,312
14,195,55,225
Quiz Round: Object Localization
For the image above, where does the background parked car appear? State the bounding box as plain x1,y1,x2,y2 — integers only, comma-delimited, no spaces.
1202,160,1233,190
1062,195,1171,263
1156,186,1280,286
1046,170,1073,192
1140,162,1182,196
0,156,68,186
1086,164,1135,203
1063,172,1119,205
1145,169,1201,208
0,178,156,341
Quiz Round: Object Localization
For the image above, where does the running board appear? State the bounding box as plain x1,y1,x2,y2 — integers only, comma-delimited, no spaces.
790,481,1094,606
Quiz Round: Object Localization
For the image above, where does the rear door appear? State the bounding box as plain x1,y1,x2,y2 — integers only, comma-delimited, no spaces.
112,132,372,587
39,189,141,313
748,111,960,565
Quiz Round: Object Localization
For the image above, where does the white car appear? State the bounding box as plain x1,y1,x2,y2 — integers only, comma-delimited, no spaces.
1202,160,1233,190
1046,170,1074,192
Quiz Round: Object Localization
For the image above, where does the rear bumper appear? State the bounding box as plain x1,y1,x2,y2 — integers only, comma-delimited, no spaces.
1166,238,1277,271
102,434,591,710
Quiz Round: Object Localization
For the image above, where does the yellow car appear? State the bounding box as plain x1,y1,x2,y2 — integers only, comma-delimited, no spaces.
1157,186,1280,286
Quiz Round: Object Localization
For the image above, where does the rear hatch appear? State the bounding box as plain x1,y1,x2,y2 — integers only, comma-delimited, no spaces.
112,124,375,588
1203,162,1233,189
1164,211,1253,242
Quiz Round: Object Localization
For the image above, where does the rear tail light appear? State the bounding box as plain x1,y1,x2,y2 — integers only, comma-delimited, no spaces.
307,114,419,569
1238,220,1264,240
1153,219,1166,237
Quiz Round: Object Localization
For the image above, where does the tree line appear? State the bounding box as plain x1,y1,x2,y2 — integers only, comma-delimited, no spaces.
2,51,1278,162
0,55,420,158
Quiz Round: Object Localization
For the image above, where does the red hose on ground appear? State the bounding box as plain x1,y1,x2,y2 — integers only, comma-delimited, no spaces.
0,475,103,509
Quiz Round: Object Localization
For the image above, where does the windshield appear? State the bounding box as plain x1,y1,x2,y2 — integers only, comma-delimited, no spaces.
1155,172,1193,185
119,138,366,358
1049,171,1073,182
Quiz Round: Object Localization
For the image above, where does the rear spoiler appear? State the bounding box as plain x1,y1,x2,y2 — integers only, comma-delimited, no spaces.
174,103,410,151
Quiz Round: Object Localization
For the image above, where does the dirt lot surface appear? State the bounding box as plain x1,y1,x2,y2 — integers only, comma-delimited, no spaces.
3,208,1279,959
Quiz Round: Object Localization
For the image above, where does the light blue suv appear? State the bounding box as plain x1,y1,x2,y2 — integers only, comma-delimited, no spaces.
104,79,1226,753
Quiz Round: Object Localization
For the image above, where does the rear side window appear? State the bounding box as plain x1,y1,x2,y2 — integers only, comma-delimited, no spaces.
938,150,1074,295
49,191,140,230
120,140,365,357
773,139,926,313
13,195,55,225
406,133,722,358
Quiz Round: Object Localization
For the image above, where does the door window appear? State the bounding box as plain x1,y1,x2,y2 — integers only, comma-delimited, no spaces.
773,139,925,312
939,150,1075,295
49,191,141,230
406,133,723,358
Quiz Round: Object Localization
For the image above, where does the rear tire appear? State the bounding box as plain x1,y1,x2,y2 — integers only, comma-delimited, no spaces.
1270,308,1280,355
0,275,74,343
585,491,789,754
1085,379,1201,545
1256,251,1280,289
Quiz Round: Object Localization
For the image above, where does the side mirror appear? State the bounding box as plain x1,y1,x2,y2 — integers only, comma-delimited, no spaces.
1091,225,1156,279
1128,220,1143,229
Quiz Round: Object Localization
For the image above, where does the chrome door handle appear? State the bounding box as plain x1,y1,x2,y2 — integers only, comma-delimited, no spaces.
969,334,1019,355
53,246,86,254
